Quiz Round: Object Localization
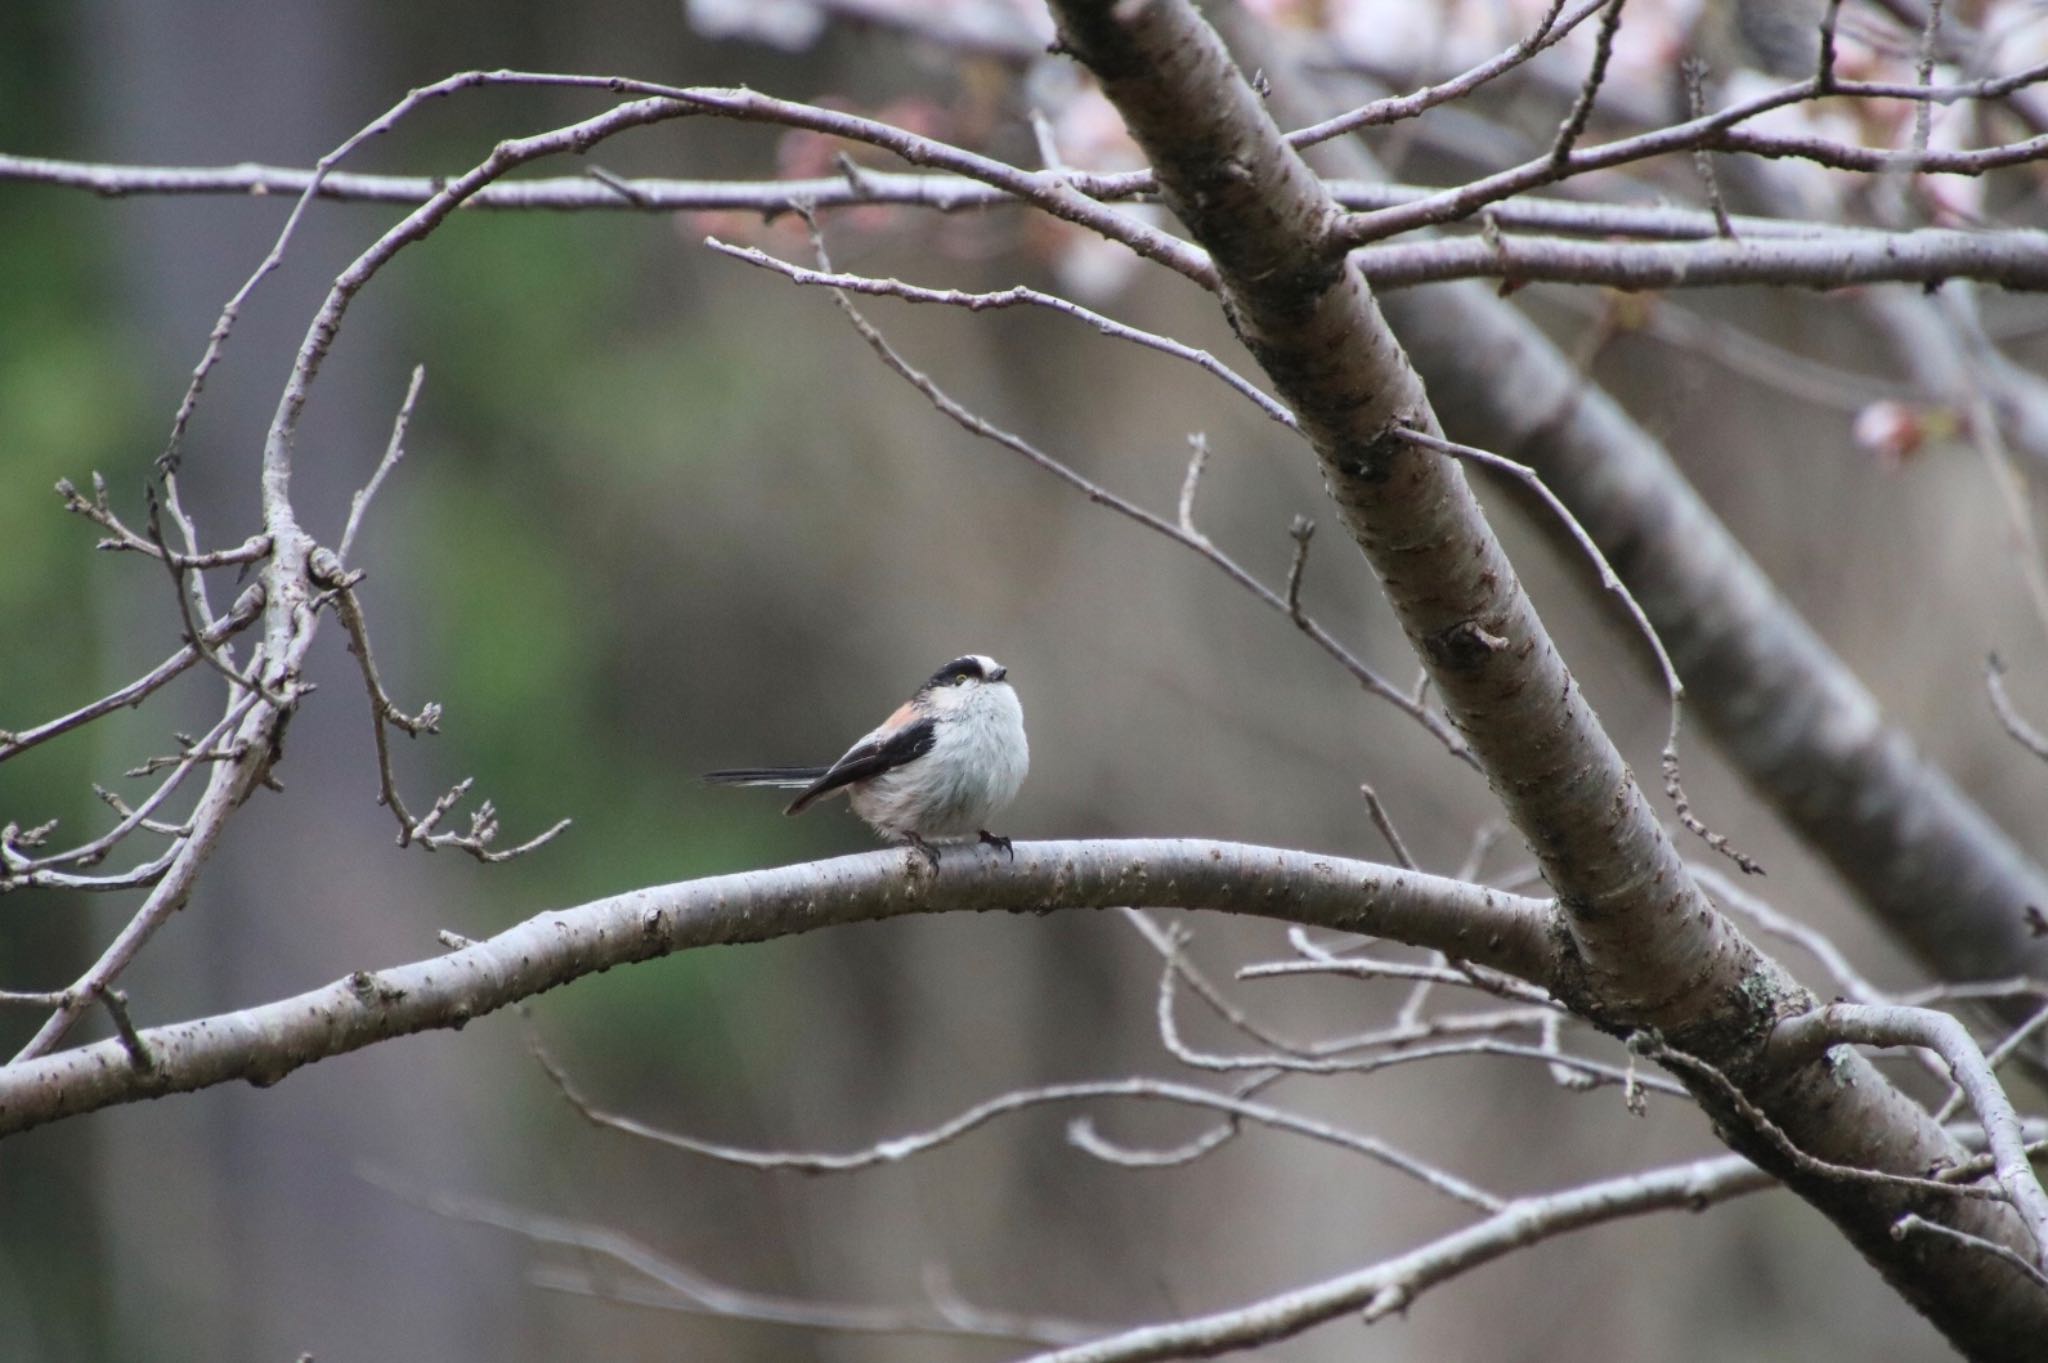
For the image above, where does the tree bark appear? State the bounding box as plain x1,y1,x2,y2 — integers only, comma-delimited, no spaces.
1044,1,2048,1352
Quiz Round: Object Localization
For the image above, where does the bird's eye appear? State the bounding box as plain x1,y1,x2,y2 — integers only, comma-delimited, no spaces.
953,674,972,686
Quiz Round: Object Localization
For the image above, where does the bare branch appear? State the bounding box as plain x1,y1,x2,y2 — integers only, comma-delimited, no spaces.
1,692,259,888
0,584,262,765
1911,0,1949,156
0,841,1556,1135
1351,228,2048,293
1816,0,1847,91
705,241,1295,430
1018,1155,1773,1362
1772,1004,2048,1259
1118,910,1310,1057
11,686,274,1061
314,553,565,864
1176,433,1212,538
532,1030,1506,1211
1640,1033,2013,1208
1285,0,1599,148
3,150,1948,252
1936,1002,2048,1123
1687,862,1883,1004
1174,975,1684,1092
370,1173,1100,1346
1244,953,1557,1008
0,990,73,1010
53,475,271,570
1331,56,2048,250
1357,783,1416,870
773,218,1472,765
1894,1213,2048,1292
1681,57,1736,239
89,984,153,1072
339,364,425,563
143,491,288,707
1550,0,1627,167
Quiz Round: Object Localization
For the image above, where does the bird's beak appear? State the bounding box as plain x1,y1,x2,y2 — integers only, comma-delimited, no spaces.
990,665,1008,682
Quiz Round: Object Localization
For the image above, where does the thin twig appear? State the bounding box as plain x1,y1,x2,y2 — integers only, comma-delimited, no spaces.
1990,650,2048,757
1118,910,1310,1056
53,473,272,570
366,1171,1101,1346
318,559,569,863
528,1027,1505,1211
1177,433,1213,538
1286,0,1601,149
1248,947,1556,1007
0,584,262,765
1283,516,1314,621
1936,1001,2048,1124
1771,1003,2048,1257
0,990,73,1009
1173,954,1683,1092
1639,1032,2012,1207
1893,1213,2048,1289
1551,0,1628,167
1682,57,1736,239
1018,1155,1774,1361
340,364,425,563
777,217,1471,765
1817,0,1848,91
1687,862,1882,1004
1331,48,2048,251
1912,0,1949,156
706,241,1294,430
89,984,153,1072
1391,425,1760,873
0,692,259,884
143,490,288,706
1357,783,1417,870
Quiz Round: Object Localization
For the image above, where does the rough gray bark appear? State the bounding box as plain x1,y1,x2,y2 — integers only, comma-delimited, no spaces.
1045,0,2048,1353
0,840,1551,1136
1221,10,2048,999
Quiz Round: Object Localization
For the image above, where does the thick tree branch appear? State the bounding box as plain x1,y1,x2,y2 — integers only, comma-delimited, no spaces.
1046,0,2048,1349
30,143,2048,297
1048,0,1732,1027
1773,1003,2048,1256
0,840,1554,1137
1224,10,2048,1037
1353,227,2048,292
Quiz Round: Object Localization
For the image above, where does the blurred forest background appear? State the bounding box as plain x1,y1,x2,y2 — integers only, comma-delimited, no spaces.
5,1,2048,1359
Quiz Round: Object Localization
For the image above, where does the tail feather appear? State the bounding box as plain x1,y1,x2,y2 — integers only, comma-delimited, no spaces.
702,766,828,789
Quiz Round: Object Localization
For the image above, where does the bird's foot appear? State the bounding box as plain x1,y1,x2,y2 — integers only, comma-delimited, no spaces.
978,830,1014,862
904,833,942,871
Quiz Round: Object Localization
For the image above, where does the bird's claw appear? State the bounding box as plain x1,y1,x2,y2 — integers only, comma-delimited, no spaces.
905,834,942,871
978,830,1014,862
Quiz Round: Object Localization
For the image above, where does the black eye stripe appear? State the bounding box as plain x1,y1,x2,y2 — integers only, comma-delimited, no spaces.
924,657,985,689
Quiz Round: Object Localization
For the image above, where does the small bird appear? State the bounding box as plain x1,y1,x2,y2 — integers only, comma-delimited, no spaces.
704,654,1028,866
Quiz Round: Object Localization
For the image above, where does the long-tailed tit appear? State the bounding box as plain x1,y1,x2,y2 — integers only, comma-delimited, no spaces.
704,654,1028,865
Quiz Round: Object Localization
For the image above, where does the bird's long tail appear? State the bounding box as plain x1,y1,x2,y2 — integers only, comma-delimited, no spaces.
702,766,828,790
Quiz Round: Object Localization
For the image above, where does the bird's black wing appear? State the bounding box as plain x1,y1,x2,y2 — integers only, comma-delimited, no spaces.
786,717,936,814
